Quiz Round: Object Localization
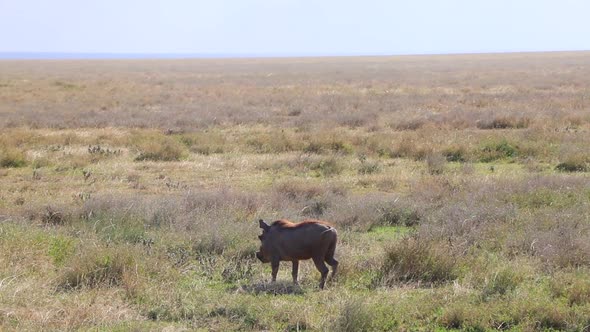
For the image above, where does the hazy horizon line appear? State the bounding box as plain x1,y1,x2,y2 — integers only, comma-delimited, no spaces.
1,49,589,60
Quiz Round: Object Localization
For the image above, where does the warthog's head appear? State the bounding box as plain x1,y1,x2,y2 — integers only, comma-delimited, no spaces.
256,219,271,263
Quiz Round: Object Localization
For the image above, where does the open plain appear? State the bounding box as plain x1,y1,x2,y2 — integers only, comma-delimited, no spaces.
1,52,590,331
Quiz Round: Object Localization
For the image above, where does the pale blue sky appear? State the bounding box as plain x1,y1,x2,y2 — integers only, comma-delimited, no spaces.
1,0,589,56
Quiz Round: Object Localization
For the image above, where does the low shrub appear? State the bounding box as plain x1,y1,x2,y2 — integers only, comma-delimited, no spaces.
26,205,75,226
477,116,531,129
534,306,569,331
377,205,420,227
379,236,458,286
357,157,381,175
246,132,297,153
97,217,149,245
550,272,590,306
425,153,446,175
438,306,472,330
0,147,27,168
481,267,523,298
331,298,373,332
179,132,226,155
48,235,76,266
441,145,467,162
303,139,353,155
310,156,344,177
133,133,186,161
510,189,577,210
555,155,588,172
57,246,138,289
478,139,518,162
390,137,431,160
272,181,325,201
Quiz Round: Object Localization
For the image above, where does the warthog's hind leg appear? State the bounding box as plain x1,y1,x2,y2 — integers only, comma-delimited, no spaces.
312,256,329,289
325,256,338,281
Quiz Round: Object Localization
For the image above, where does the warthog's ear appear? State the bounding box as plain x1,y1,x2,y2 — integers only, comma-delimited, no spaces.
259,219,270,231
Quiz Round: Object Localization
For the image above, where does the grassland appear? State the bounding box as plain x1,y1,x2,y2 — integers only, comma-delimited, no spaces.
1,52,590,331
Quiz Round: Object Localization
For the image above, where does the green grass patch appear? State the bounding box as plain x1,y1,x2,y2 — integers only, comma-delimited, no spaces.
48,235,76,266
365,226,414,244
478,139,518,162
510,188,578,210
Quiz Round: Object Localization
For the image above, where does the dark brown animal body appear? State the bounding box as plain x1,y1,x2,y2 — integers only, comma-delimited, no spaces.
256,219,338,289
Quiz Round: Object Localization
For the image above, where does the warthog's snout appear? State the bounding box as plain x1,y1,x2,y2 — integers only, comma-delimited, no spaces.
256,251,270,263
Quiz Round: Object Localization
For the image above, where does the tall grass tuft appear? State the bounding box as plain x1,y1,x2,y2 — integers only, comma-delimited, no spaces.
555,154,588,172
331,298,373,332
379,236,458,286
57,245,139,290
133,134,186,161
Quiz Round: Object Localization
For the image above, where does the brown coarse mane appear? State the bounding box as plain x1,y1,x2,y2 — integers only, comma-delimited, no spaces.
271,219,333,229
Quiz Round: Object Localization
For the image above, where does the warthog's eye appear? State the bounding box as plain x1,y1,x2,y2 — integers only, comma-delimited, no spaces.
258,235,264,241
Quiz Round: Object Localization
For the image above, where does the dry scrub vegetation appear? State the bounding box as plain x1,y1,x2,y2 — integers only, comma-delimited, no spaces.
1,52,590,331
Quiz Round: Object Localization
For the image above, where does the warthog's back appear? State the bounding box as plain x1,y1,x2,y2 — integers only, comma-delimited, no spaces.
268,219,337,261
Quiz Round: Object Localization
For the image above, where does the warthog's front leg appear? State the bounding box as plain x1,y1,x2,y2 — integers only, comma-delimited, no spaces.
271,258,280,283
292,260,299,284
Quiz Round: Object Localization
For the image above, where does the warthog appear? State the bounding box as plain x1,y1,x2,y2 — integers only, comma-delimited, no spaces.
256,219,338,289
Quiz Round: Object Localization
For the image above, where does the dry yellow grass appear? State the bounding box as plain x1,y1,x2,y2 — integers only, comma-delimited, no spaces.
1,52,590,330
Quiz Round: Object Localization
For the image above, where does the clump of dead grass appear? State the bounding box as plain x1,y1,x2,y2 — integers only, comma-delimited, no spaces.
379,236,458,286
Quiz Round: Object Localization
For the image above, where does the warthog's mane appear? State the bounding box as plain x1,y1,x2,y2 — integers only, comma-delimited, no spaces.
271,219,334,229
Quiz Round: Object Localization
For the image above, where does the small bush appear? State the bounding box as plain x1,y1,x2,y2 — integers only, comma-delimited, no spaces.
272,181,325,201
477,116,531,129
98,218,149,245
303,139,353,155
425,153,446,175
534,306,568,331
246,132,296,153
331,299,373,332
379,236,458,285
442,145,467,162
478,140,518,162
391,118,425,131
42,206,67,225
48,236,76,266
357,158,381,175
439,305,486,332
208,305,261,330
179,132,226,155
555,155,588,172
0,147,27,168
134,135,186,161
511,189,577,210
310,157,344,177
481,267,522,298
301,199,329,217
438,306,467,330
58,246,138,289
221,256,255,283
550,272,590,306
27,205,74,225
391,137,431,160
377,206,420,227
